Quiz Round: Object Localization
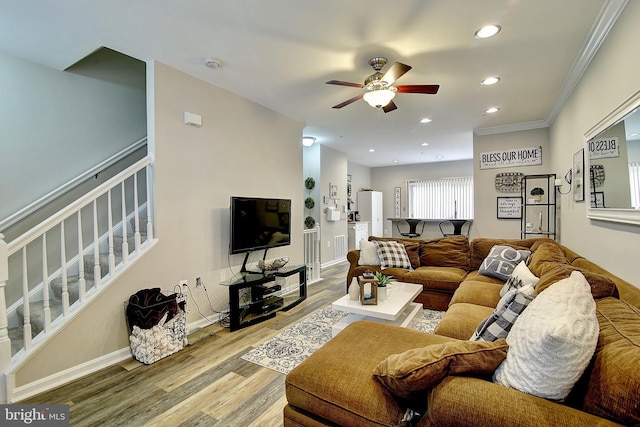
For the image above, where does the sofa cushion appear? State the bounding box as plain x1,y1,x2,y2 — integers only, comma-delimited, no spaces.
285,321,454,427
579,297,640,426
375,240,412,269
373,339,508,400
470,285,535,342
469,238,544,270
493,271,599,401
536,264,618,299
419,235,470,270
500,260,539,297
402,266,468,292
448,280,503,308
527,241,570,277
358,240,381,266
434,303,494,340
479,245,532,282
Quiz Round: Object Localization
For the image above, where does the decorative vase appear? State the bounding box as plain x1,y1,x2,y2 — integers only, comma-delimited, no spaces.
378,286,387,301
348,278,360,301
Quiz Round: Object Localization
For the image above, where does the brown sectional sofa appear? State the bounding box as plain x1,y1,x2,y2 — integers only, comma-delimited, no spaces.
285,237,640,426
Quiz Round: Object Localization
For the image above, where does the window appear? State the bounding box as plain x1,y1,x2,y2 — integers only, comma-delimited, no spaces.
407,176,474,219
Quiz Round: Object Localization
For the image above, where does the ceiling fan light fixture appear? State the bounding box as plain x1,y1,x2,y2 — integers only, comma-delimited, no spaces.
302,136,316,146
363,89,396,108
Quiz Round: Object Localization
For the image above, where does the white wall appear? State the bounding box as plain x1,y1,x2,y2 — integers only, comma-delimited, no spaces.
0,50,147,220
550,0,640,285
318,145,348,265
473,128,551,239
371,160,474,239
14,61,305,388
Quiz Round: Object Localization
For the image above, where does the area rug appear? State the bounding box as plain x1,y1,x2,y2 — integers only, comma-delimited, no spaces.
241,307,444,374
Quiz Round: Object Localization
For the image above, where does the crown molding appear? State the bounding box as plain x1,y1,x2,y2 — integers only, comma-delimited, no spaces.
474,120,549,136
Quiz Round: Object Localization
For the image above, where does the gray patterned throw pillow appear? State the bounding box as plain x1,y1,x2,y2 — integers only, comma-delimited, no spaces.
470,284,535,342
479,245,532,282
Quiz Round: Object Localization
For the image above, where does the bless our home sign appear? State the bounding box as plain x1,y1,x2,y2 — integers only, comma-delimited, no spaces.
480,146,542,170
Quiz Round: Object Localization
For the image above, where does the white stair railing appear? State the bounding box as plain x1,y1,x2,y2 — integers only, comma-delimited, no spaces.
0,154,156,403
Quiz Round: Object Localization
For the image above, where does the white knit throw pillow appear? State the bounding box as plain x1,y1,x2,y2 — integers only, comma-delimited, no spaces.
493,271,599,401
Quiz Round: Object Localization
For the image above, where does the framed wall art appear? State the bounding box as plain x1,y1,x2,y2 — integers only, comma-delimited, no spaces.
573,149,585,202
497,197,522,219
394,187,401,217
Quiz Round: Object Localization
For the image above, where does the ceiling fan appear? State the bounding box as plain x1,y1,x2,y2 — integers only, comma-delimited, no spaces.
326,57,440,113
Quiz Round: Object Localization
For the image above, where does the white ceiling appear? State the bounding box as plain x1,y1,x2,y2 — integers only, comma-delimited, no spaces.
0,0,627,167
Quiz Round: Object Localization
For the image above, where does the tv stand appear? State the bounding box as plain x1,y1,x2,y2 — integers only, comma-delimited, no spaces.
220,264,307,331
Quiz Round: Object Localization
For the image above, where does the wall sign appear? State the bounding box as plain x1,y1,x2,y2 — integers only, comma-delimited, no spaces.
394,187,401,217
496,197,522,219
480,146,542,170
588,136,620,159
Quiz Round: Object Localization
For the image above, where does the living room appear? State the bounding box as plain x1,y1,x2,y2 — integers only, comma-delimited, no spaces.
1,0,639,417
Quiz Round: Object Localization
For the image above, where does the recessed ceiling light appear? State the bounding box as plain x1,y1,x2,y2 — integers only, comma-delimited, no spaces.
436,155,444,159
485,107,500,114
475,25,501,39
420,117,432,123
302,136,316,146
393,160,399,163
369,148,376,152
481,77,500,86
421,142,430,146
203,58,222,69
630,133,639,137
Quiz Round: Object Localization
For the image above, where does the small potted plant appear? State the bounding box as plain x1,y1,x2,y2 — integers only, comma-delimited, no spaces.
375,272,394,301
530,187,545,203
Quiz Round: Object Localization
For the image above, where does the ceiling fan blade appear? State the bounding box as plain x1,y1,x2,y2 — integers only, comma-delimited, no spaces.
326,80,364,88
332,94,364,109
396,84,440,94
383,100,397,113
381,62,412,85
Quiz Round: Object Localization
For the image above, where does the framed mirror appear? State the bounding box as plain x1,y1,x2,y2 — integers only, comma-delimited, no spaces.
584,89,640,225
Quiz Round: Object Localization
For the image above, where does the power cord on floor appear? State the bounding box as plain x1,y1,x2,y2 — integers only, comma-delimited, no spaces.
182,283,224,326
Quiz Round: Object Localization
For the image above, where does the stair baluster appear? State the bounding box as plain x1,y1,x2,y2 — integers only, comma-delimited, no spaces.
92,200,101,288
0,234,10,404
60,222,69,316
107,191,116,275
121,182,129,264
21,248,32,351
42,234,51,333
133,173,141,251
77,211,86,303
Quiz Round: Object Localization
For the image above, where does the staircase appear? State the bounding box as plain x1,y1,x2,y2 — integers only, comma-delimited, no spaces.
0,154,157,403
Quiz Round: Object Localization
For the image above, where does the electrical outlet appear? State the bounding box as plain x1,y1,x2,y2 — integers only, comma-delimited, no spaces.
196,277,202,287
179,280,188,288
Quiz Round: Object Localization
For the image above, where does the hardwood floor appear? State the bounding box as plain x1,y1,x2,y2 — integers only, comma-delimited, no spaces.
21,262,350,427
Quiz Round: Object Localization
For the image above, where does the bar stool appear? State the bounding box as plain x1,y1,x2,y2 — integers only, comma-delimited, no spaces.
396,219,425,238
439,219,471,237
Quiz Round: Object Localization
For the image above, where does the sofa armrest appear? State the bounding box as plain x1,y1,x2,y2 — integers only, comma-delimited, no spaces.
424,376,622,427
346,250,361,290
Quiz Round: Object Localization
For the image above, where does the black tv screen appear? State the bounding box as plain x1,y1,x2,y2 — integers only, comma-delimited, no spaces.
230,196,291,254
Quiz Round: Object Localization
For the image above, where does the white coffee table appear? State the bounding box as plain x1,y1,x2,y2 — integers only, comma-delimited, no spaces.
331,282,422,337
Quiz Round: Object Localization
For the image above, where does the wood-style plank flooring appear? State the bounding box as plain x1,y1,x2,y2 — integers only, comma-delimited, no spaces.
21,262,349,426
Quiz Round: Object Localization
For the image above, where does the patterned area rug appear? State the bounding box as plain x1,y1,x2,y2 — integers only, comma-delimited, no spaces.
241,306,444,374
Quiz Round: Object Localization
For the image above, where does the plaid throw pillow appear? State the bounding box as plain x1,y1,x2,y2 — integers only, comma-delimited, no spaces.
375,241,412,270
470,285,535,342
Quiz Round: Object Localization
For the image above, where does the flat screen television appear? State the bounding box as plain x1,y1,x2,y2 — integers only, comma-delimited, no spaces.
230,196,291,256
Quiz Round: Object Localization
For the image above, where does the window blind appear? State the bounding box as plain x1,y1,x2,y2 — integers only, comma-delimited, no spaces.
407,176,474,219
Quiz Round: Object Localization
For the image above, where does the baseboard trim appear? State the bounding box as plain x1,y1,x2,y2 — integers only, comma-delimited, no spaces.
11,347,133,403
321,258,347,269
11,315,213,402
